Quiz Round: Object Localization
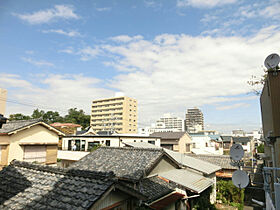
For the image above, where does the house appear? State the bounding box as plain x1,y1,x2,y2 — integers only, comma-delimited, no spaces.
232,136,254,153
186,154,237,178
150,132,192,153
70,146,218,209
0,119,64,168
0,160,145,209
190,133,223,155
221,135,233,154
61,133,160,152
50,122,82,135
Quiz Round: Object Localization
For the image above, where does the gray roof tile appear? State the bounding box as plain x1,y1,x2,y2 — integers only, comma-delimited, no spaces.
150,132,187,139
0,119,41,134
70,147,166,181
0,160,115,210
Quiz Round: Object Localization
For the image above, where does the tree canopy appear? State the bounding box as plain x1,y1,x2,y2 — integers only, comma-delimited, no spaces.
9,108,90,129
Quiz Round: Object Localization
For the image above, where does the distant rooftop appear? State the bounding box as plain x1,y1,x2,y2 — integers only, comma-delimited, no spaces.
150,132,187,139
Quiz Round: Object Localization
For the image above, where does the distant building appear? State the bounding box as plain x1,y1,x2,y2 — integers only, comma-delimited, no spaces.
150,132,192,153
50,122,82,135
185,107,204,133
0,88,7,115
232,129,246,136
149,113,184,133
91,96,137,134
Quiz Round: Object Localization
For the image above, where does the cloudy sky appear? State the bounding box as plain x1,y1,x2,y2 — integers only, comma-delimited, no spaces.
1,0,279,133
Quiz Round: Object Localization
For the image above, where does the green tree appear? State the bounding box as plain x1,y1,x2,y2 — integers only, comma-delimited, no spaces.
9,113,31,121
64,108,90,129
42,111,64,123
31,109,45,119
257,143,264,153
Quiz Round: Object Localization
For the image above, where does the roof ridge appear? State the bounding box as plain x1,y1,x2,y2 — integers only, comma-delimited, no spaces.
8,118,42,123
98,146,164,152
11,160,115,179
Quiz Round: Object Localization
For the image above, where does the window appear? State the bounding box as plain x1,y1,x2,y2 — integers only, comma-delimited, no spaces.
186,144,191,152
148,141,155,145
106,140,110,146
24,146,46,163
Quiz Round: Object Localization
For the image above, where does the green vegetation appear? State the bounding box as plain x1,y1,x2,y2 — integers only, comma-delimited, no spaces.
216,180,244,210
192,186,216,210
257,143,264,153
9,108,90,129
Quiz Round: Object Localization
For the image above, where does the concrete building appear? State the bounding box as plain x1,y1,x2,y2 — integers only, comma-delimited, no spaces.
91,96,137,134
149,113,184,133
0,88,7,115
185,107,204,133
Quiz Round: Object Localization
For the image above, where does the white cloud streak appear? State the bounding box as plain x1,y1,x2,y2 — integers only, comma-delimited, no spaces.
216,103,250,110
177,0,237,8
22,57,55,67
42,29,81,37
13,5,79,24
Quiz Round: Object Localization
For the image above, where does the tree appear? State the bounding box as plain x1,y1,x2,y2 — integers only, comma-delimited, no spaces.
257,143,264,153
9,113,31,121
64,108,90,129
31,109,45,119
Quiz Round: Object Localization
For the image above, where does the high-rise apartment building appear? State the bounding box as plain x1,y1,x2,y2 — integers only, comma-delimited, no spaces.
150,113,184,133
91,96,137,133
185,108,204,133
0,88,7,115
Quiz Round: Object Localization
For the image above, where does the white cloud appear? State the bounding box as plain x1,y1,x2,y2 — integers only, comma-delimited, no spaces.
177,0,237,8
25,50,34,55
216,103,250,110
4,74,113,116
78,47,101,61
58,47,74,54
13,5,79,24
96,7,111,12
42,29,81,37
22,57,55,67
109,35,143,43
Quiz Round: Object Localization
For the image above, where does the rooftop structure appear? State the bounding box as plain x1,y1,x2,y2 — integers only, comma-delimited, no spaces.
91,96,137,134
185,107,204,133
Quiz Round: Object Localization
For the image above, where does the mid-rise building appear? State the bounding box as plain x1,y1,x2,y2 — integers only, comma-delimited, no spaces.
185,107,204,133
91,96,137,133
0,88,7,115
149,113,184,133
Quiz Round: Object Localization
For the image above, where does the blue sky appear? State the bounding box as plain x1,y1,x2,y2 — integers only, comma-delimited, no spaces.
1,0,279,133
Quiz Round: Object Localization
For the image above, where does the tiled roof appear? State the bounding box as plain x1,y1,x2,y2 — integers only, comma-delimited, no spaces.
0,160,115,210
221,136,232,142
51,123,82,127
233,137,252,143
0,119,41,134
158,169,213,193
150,132,187,139
122,142,221,175
186,154,236,170
165,150,221,175
124,142,160,149
120,176,177,203
70,147,167,181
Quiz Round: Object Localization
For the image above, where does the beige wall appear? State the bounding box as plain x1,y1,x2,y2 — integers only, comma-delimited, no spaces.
91,96,138,133
149,157,178,176
0,88,7,115
0,124,59,164
178,133,192,153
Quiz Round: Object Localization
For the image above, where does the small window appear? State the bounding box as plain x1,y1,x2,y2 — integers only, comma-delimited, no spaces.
106,140,110,146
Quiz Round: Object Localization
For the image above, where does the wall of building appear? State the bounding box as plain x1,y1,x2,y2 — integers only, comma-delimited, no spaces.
91,96,138,134
149,157,178,176
0,88,7,115
7,124,59,164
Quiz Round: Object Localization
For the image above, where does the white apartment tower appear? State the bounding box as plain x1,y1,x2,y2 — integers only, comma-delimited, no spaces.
150,113,184,133
185,108,204,133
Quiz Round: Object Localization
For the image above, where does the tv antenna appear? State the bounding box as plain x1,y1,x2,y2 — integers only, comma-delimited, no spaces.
230,143,244,161
264,53,280,70
232,170,249,189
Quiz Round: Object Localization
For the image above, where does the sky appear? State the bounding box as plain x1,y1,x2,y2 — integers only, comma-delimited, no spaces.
0,0,279,133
